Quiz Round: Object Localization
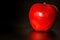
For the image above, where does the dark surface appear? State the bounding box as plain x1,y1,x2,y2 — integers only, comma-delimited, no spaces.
0,0,60,40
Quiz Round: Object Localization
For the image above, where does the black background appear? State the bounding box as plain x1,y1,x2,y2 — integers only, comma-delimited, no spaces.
0,0,60,40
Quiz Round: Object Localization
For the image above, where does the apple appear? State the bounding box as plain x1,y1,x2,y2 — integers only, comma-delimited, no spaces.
29,3,57,31
29,31,56,40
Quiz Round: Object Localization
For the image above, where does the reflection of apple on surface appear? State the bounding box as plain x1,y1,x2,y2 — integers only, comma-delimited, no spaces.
29,31,56,40
29,3,57,31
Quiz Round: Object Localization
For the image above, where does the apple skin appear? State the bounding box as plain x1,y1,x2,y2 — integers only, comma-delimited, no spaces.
29,3,57,31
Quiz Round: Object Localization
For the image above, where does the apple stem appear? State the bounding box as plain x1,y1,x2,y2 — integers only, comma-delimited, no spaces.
43,2,46,4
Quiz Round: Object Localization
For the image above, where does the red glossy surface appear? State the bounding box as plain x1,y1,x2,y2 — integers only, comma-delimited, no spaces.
29,3,57,31
29,32,55,40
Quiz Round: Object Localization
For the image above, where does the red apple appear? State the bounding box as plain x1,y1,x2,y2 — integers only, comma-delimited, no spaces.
29,3,57,31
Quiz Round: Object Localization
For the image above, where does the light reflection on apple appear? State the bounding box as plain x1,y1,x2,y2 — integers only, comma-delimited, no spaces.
29,31,57,40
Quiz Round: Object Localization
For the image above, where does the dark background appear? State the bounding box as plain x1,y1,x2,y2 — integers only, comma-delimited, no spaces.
0,0,60,40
